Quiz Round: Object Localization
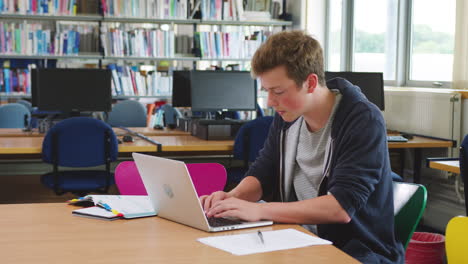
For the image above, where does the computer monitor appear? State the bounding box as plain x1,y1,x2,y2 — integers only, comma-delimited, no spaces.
172,70,257,112
32,68,112,113
172,70,191,107
325,71,384,110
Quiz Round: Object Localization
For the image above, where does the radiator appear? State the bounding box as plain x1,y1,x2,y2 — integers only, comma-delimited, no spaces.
383,89,461,156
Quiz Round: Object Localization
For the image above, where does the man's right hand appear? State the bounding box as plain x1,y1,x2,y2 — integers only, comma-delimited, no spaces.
200,191,233,212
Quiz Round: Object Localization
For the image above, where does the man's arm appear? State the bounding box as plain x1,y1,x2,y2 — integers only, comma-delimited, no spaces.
206,193,351,224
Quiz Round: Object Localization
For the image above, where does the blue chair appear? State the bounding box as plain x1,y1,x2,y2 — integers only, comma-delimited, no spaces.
228,116,274,183
41,117,119,195
0,103,30,128
107,100,147,127
16,99,33,112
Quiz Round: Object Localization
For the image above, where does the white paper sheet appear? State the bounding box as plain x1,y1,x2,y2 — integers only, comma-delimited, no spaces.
197,228,332,255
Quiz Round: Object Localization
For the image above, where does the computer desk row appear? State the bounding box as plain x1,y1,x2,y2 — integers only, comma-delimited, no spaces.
0,128,454,183
0,203,359,264
0,127,190,137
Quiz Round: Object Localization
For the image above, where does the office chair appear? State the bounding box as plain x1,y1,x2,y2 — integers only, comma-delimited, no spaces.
16,99,33,112
445,216,468,263
41,117,119,195
227,116,274,184
115,161,227,197
0,103,30,128
107,100,147,127
393,182,427,249
427,134,468,215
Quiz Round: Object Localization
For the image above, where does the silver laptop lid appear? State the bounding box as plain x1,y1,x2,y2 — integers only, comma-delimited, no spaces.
133,153,211,231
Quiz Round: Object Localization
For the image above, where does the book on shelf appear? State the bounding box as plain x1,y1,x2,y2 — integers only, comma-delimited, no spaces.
0,0,99,16
102,0,188,19
107,63,172,97
68,195,157,220
0,67,31,94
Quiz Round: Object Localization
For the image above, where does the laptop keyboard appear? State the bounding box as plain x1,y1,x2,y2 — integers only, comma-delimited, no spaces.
207,217,243,227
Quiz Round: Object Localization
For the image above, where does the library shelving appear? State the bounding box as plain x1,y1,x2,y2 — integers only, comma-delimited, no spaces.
0,0,292,99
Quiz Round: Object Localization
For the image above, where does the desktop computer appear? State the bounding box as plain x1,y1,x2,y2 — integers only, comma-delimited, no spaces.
190,119,246,140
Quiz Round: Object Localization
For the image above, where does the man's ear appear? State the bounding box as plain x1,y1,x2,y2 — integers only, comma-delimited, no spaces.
305,73,319,93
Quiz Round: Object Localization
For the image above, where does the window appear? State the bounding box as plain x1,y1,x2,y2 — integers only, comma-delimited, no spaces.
326,0,456,87
353,0,398,80
326,0,343,71
409,0,455,84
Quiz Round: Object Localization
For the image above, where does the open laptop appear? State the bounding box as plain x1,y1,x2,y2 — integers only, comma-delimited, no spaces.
132,153,273,232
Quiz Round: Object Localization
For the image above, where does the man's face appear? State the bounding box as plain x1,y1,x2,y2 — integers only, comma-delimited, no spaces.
260,66,309,122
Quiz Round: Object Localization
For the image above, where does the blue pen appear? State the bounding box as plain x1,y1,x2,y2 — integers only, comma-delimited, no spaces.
97,201,123,216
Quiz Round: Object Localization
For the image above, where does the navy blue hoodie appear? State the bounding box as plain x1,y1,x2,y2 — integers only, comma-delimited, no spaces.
246,78,405,263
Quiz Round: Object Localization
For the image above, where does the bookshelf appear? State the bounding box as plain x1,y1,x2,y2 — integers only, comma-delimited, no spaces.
0,0,292,99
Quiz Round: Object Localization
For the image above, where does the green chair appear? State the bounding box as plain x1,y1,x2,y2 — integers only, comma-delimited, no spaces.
393,182,428,249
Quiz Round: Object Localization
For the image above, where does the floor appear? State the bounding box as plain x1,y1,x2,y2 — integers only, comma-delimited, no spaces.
0,174,119,204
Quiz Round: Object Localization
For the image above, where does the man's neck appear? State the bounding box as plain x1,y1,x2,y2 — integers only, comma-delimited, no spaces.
302,86,336,132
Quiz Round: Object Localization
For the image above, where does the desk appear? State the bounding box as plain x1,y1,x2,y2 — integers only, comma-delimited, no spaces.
0,136,234,156
428,160,460,174
388,136,454,183
0,127,190,137
0,131,454,182
0,203,358,264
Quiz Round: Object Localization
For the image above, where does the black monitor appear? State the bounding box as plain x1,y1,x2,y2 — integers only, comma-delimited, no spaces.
32,68,112,113
172,70,191,107
172,70,257,112
190,71,256,112
325,71,384,110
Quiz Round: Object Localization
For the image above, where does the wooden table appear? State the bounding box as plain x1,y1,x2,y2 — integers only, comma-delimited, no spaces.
388,136,454,183
0,127,190,137
0,130,454,183
0,135,234,156
428,159,460,174
0,203,358,264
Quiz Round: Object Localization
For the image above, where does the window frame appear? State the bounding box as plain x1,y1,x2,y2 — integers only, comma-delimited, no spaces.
325,0,453,88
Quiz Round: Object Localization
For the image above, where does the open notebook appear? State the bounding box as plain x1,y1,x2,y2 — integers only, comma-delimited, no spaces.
69,195,156,220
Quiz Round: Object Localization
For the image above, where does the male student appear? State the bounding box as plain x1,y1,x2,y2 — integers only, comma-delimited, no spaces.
200,31,404,263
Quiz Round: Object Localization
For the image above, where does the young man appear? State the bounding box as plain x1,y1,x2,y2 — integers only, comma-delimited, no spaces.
200,31,404,263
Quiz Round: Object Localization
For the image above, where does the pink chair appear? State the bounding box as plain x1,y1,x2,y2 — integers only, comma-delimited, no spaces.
114,161,227,197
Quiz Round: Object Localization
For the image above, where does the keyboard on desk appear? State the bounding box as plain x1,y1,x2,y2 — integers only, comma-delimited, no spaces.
196,119,248,125
387,135,409,142
207,217,243,227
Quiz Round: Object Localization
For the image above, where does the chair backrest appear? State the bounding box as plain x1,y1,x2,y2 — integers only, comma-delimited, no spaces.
0,103,30,128
446,216,468,263
393,182,427,249
107,100,147,127
115,161,227,197
459,134,468,215
16,99,33,112
42,117,119,167
233,116,274,163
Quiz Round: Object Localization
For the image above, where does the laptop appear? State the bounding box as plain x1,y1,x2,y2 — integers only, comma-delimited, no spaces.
132,153,273,232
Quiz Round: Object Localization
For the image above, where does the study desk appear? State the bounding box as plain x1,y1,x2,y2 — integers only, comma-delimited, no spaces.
428,159,460,174
0,127,190,137
0,135,234,157
388,136,454,183
0,203,359,264
0,131,454,183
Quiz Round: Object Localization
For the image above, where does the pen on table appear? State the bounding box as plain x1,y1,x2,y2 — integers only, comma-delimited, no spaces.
257,230,265,244
97,201,123,217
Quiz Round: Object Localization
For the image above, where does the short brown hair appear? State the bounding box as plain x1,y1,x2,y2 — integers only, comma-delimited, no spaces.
251,31,326,87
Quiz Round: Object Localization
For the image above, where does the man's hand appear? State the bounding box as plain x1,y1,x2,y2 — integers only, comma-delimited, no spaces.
206,197,264,222
199,191,232,212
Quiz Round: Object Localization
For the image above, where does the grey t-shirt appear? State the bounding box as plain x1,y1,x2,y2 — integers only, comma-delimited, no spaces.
292,92,342,233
